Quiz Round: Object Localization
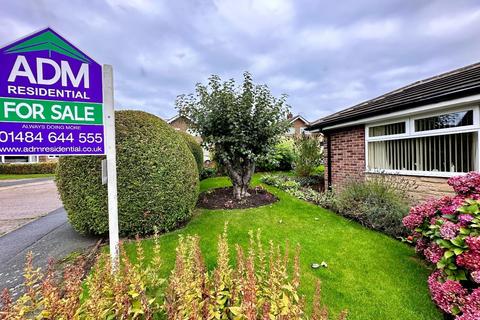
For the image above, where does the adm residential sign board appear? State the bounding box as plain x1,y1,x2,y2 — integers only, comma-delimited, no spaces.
0,28,105,155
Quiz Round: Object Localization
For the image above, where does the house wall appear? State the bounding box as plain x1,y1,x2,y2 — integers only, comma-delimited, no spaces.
39,156,58,163
169,117,190,132
324,124,454,201
324,125,365,189
291,118,307,136
400,175,454,201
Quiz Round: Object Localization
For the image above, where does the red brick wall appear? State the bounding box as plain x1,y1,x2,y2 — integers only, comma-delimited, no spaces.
324,125,365,189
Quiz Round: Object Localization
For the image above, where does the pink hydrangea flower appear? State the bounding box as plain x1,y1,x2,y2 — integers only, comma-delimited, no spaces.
448,172,480,196
471,271,480,284
424,243,444,264
457,288,480,320
456,251,480,272
415,238,429,254
458,214,474,225
440,221,460,240
428,271,468,314
402,214,424,230
466,236,480,251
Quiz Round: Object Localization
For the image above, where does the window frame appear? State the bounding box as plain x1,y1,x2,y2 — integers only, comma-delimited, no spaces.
365,105,480,177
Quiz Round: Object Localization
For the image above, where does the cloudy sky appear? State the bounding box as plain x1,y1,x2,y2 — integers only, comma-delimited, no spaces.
3,0,480,121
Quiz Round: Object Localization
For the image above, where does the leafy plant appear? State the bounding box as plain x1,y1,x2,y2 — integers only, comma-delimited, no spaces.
261,173,411,238
1,232,165,319
334,175,413,238
256,138,295,172
293,135,323,177
403,172,480,319
177,72,290,199
78,235,164,319
56,111,200,237
200,167,218,180
1,252,85,319
164,225,348,319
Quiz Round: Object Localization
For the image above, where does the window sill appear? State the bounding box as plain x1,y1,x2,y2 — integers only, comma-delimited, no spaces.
365,169,469,178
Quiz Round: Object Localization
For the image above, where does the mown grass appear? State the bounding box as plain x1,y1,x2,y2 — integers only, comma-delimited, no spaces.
0,173,54,180
124,174,441,320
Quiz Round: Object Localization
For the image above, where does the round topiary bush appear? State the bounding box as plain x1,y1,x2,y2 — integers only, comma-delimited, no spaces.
178,131,204,174
56,110,199,237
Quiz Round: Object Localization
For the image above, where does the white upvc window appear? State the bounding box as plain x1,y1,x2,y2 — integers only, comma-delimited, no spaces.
365,105,480,177
0,156,39,163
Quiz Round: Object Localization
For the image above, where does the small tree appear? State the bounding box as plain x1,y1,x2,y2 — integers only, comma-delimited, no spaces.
176,72,290,199
294,134,323,177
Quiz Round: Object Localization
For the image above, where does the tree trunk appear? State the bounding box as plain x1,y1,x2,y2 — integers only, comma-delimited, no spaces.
224,159,255,200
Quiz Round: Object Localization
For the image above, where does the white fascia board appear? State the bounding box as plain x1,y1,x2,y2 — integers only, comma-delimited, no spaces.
322,94,480,131
166,114,180,124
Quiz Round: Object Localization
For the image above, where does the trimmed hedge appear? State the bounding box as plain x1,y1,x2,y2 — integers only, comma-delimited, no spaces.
178,131,204,173
56,110,200,237
0,162,57,174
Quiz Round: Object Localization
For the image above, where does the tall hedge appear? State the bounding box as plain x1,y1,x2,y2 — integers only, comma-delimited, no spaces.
178,131,204,173
56,111,199,237
0,162,57,174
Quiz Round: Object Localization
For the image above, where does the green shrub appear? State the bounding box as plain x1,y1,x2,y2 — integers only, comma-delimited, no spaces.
200,166,217,180
178,131,204,174
165,227,347,319
334,175,415,237
256,138,295,172
0,162,57,174
1,235,164,319
293,135,323,177
56,110,199,237
261,172,411,238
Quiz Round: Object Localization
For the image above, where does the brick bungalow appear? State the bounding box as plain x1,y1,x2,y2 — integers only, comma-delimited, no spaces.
309,62,480,200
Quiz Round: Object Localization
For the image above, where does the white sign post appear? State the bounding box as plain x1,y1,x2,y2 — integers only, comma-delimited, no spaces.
0,28,120,270
103,64,120,268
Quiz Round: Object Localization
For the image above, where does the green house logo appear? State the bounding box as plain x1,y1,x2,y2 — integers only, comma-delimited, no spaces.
4,29,91,64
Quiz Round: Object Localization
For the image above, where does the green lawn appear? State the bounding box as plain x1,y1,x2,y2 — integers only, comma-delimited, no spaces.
0,173,54,180
125,174,441,320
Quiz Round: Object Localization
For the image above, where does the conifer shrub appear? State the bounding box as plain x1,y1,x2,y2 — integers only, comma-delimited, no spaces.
178,130,204,174
56,110,199,237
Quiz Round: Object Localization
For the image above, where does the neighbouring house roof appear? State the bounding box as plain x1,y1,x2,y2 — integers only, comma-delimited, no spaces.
309,61,480,131
289,114,309,125
166,114,181,124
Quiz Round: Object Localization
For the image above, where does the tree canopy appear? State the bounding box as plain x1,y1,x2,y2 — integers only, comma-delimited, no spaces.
176,72,290,199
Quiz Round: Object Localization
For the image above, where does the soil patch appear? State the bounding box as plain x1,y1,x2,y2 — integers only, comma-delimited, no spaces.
197,186,278,210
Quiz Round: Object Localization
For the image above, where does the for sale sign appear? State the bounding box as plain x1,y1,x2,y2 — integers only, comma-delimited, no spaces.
0,28,104,155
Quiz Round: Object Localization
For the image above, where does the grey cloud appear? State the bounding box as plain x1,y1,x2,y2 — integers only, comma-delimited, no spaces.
2,0,480,121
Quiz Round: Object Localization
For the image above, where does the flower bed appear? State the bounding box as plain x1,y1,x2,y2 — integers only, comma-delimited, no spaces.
260,173,409,238
403,172,480,319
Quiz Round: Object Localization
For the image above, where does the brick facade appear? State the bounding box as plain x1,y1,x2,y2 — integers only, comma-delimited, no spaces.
290,118,307,136
325,124,454,200
324,125,365,189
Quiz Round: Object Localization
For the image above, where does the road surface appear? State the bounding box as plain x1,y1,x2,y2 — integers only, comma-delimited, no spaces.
0,208,99,298
0,178,62,235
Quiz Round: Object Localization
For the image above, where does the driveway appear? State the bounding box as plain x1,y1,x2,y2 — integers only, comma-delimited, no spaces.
0,178,62,235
